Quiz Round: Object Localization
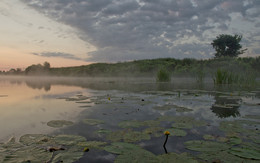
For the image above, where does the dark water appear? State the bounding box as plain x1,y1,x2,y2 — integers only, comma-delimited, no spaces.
0,76,259,162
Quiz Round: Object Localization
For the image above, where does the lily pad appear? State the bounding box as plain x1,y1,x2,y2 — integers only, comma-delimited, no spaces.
143,127,165,137
47,120,74,128
19,134,52,146
185,140,229,152
165,129,187,137
198,151,257,163
118,120,160,128
203,135,215,140
157,152,198,163
104,142,140,154
78,141,107,150
158,116,207,127
53,134,86,146
229,147,260,160
104,142,159,163
82,118,104,125
172,122,193,129
106,129,151,142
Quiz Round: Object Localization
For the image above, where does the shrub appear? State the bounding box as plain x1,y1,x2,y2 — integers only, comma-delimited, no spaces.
156,68,171,82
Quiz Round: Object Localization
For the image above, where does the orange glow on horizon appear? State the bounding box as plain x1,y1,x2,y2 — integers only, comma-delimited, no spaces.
0,47,93,71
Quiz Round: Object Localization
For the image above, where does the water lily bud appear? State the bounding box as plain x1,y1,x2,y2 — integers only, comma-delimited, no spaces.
164,131,170,135
83,147,89,152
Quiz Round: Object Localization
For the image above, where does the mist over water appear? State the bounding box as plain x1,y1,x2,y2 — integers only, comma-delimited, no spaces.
0,75,259,162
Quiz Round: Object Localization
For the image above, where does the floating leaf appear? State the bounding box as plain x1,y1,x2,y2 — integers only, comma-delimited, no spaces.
185,140,229,152
123,131,151,143
198,151,256,163
106,129,151,142
158,116,207,127
78,141,107,150
82,119,104,125
157,152,198,163
165,129,187,137
53,135,86,146
228,136,242,145
52,147,84,163
172,123,193,129
105,143,159,163
203,135,215,140
143,127,165,137
47,120,74,128
118,120,160,128
19,134,52,146
104,142,141,154
229,147,260,160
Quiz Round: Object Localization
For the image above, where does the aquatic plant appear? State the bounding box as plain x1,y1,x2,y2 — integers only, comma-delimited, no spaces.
156,68,171,82
213,68,256,85
163,131,170,153
47,120,74,128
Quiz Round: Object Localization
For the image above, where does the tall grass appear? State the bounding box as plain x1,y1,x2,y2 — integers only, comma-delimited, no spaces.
156,68,171,82
213,69,256,86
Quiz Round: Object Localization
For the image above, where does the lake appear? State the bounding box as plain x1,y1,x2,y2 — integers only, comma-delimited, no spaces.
0,76,259,162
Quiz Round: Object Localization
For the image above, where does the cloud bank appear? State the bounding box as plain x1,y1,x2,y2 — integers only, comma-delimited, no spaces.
22,0,260,62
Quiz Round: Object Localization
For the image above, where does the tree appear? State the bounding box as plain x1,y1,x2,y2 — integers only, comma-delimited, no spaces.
211,34,247,58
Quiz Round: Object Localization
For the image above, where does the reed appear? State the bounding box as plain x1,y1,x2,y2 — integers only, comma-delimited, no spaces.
156,68,171,82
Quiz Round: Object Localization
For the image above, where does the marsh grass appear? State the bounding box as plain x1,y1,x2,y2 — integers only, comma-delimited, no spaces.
196,69,205,83
156,68,171,82
213,69,256,86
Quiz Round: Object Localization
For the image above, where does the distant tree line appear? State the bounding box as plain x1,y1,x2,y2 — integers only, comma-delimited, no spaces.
25,62,51,75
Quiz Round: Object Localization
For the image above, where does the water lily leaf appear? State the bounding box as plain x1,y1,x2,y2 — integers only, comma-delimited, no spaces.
123,131,151,143
143,127,165,137
82,119,104,125
105,143,159,163
52,147,84,163
165,129,187,137
106,129,151,142
228,136,242,145
118,120,160,128
198,151,257,163
104,142,141,155
78,141,107,150
118,120,143,128
229,147,260,160
157,152,198,163
53,135,86,146
19,134,52,146
203,135,215,140
185,140,229,152
114,149,159,163
47,120,74,128
95,129,112,134
158,116,207,127
172,123,193,129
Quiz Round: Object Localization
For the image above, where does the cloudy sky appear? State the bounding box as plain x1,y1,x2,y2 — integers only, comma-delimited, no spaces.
0,0,259,70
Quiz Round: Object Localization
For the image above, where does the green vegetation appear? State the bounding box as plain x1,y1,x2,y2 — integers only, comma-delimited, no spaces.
211,34,247,58
213,68,256,85
156,68,171,82
2,57,260,82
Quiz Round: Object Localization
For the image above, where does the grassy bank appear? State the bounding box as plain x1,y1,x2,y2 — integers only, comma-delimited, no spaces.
2,57,260,79
48,57,260,78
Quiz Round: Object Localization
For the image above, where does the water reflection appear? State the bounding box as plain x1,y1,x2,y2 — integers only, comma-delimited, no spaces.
211,95,241,118
25,80,51,91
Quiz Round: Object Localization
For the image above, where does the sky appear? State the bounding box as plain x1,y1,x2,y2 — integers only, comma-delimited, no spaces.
0,0,259,71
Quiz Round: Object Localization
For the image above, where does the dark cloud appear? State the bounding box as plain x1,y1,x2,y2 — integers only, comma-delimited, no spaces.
22,0,260,61
32,52,82,60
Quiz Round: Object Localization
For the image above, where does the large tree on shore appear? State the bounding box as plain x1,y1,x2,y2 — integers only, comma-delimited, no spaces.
211,34,247,58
